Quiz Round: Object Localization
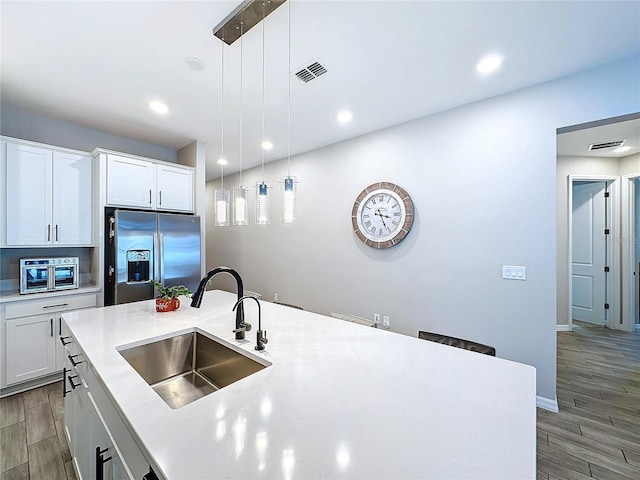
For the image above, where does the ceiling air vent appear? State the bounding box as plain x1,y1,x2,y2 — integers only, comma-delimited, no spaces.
588,139,626,151
294,61,328,83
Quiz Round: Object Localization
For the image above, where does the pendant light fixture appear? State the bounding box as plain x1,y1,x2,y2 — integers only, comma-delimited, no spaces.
215,38,230,227
256,3,270,225
282,0,297,223
233,22,249,226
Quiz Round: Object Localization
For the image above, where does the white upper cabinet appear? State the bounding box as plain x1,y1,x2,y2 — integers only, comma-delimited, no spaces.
106,154,194,213
4,142,92,246
105,155,156,209
156,163,194,212
53,151,93,245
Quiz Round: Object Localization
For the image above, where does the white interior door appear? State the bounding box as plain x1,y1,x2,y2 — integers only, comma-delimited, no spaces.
635,178,640,327
572,181,607,325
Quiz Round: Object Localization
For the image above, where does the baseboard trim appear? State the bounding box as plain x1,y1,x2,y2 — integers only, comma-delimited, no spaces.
536,395,559,413
0,372,62,399
556,324,572,332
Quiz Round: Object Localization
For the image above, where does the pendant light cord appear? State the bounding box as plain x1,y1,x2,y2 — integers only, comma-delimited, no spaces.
261,4,265,182
287,0,291,177
239,21,244,187
220,37,225,191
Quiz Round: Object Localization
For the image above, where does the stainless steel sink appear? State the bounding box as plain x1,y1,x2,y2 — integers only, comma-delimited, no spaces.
118,331,268,409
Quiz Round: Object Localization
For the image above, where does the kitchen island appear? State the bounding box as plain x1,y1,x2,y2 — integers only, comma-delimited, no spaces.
62,290,536,479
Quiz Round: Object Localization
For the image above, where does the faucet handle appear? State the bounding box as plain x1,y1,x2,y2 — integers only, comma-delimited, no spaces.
233,322,252,334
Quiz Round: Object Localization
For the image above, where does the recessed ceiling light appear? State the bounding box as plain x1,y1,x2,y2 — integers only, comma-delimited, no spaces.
149,100,169,116
613,146,631,154
185,57,206,71
261,141,273,150
337,111,353,123
217,158,228,165
476,54,503,74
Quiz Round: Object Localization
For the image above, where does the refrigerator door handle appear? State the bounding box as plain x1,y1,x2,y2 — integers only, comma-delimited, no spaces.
159,233,165,284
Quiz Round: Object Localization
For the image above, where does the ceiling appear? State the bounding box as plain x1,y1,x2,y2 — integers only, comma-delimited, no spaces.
2,1,639,181
557,117,640,159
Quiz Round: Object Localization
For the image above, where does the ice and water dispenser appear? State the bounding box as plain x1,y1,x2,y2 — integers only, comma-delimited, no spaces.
126,250,150,283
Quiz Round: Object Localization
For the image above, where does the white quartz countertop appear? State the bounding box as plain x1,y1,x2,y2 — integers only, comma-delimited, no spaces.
0,284,100,303
62,290,536,479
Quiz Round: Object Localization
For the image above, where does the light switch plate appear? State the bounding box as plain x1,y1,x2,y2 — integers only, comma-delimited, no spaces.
502,265,526,280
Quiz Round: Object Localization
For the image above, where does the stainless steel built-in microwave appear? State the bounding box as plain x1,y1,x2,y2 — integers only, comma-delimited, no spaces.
20,257,79,294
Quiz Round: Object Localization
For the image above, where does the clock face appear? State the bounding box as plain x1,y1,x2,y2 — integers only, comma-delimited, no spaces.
352,182,414,248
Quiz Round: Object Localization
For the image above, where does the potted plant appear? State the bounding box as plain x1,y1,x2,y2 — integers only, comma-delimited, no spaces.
151,280,192,312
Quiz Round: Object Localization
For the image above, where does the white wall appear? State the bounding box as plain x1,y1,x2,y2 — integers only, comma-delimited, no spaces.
206,56,639,403
620,153,640,176
0,103,177,161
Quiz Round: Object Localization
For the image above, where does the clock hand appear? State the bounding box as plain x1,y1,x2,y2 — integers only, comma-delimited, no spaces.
375,209,389,230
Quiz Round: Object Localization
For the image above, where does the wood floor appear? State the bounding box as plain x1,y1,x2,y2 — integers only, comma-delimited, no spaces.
537,321,640,479
0,321,638,479
0,381,76,480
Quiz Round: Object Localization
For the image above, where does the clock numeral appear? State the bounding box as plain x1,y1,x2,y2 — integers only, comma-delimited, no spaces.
363,214,369,219
378,195,384,203
394,212,401,216
364,220,372,228
392,220,399,226
392,203,399,209
369,225,376,233
378,228,383,236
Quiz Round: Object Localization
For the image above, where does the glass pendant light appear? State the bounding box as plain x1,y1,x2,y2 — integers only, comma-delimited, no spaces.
215,161,230,226
282,176,296,223
256,4,270,225
214,40,230,227
233,185,249,225
282,0,297,224
233,22,249,226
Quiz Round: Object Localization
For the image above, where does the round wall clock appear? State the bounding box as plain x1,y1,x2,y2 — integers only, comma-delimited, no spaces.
351,182,414,249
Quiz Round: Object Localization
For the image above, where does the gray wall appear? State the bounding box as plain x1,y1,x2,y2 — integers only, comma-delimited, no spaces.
206,56,640,403
0,103,177,161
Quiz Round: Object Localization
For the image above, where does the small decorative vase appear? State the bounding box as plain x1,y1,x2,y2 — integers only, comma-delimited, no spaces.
156,297,179,312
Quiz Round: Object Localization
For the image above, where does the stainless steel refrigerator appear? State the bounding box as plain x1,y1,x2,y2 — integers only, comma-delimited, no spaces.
104,208,201,305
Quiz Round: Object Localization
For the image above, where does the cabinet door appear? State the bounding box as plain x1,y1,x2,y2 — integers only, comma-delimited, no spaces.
88,393,134,480
106,155,156,209
74,378,92,480
5,143,53,245
156,164,194,212
56,315,67,371
53,152,93,245
5,314,57,385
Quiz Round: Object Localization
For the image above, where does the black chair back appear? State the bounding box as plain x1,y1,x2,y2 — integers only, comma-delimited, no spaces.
418,330,496,356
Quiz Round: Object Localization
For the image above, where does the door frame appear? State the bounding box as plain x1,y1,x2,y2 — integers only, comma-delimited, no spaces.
567,175,620,330
621,173,640,332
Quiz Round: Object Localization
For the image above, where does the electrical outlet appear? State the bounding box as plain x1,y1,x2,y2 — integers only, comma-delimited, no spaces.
383,315,390,329
373,313,381,325
274,292,279,302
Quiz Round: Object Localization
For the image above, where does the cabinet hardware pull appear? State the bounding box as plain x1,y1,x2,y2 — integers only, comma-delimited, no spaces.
58,317,61,336
60,336,72,346
50,318,53,337
96,446,112,480
159,190,162,206
62,367,69,397
47,224,51,241
68,354,83,366
55,224,59,241
68,375,80,389
42,303,69,309
149,189,152,205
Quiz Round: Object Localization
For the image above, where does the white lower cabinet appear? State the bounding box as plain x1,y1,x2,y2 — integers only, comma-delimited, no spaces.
3,293,96,386
5,315,57,384
63,323,150,480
